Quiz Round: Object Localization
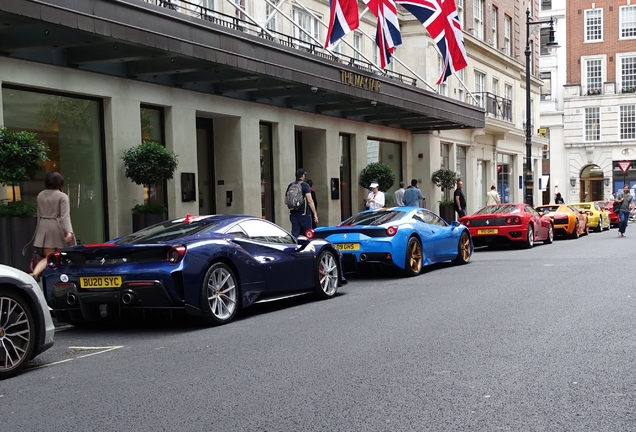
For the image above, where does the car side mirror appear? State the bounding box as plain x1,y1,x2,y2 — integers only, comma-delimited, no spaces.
451,221,460,228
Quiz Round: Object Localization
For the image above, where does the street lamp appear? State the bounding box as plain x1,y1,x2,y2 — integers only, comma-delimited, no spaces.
524,8,559,206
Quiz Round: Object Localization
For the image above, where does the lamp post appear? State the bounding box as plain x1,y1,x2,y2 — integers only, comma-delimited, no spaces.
524,8,559,206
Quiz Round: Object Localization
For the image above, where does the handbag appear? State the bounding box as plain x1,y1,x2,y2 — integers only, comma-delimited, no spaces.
27,248,44,274
613,201,621,213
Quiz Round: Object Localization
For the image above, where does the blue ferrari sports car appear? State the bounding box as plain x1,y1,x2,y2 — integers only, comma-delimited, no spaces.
43,215,346,326
313,207,473,276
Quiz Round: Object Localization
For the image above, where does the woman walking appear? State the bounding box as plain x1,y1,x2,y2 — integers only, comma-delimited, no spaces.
29,171,76,279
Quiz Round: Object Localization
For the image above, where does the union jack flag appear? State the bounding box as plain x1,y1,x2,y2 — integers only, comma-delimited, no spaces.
364,0,402,69
324,0,360,49
396,0,468,83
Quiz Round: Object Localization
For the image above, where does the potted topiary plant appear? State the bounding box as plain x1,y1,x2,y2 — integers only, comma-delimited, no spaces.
0,127,49,268
359,162,396,208
122,140,178,232
431,167,461,223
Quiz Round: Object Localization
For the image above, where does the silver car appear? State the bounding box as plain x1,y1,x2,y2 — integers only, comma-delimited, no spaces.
0,264,55,379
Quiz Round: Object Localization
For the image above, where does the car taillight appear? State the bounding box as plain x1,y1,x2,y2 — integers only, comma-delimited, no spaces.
506,217,521,225
305,229,315,239
167,245,186,264
462,220,470,226
386,226,398,236
586,211,593,216
47,251,62,269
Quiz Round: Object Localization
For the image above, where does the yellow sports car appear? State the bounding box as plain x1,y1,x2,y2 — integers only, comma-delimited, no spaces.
569,202,610,232
535,205,588,238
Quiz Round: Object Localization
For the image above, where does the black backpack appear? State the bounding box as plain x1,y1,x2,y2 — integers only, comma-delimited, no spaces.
286,181,304,210
613,200,621,213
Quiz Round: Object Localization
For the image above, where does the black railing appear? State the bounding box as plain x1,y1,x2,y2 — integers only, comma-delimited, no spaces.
473,92,512,122
142,0,418,86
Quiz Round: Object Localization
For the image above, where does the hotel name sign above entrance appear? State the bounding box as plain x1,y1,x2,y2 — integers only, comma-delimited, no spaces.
340,70,381,92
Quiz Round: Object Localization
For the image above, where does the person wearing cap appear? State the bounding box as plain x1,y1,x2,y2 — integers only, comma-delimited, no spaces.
366,182,385,209
285,168,318,237
403,179,425,207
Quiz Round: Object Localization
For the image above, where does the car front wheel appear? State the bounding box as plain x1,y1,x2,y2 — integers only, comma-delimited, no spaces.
315,250,339,300
403,237,423,276
454,231,471,264
200,262,239,326
0,288,36,380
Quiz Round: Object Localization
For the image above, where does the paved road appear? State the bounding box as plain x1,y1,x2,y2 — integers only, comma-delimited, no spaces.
3,228,636,431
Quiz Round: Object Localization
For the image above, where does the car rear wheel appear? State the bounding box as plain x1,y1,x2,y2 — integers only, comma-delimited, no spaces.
594,218,602,232
315,250,339,300
453,231,471,264
569,221,580,239
544,224,554,244
403,237,423,277
524,225,534,249
0,288,36,380
200,262,239,326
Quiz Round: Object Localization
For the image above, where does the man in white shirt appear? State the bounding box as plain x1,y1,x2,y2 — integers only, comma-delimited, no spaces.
393,182,406,206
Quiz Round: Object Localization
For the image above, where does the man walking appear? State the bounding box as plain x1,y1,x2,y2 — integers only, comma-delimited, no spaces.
403,179,425,207
614,184,633,237
454,180,467,218
285,168,318,237
393,181,406,206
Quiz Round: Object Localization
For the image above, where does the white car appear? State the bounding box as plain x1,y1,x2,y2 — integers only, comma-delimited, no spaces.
0,265,55,379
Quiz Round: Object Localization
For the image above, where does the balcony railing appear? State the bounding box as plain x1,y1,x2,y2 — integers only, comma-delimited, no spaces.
142,0,418,86
473,92,512,122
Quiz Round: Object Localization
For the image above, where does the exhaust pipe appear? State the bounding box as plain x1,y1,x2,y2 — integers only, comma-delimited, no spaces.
360,253,367,262
122,291,136,305
67,293,77,306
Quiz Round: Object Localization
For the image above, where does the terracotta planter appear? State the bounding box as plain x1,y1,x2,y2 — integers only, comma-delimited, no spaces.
0,216,37,271
132,213,167,232
438,204,456,224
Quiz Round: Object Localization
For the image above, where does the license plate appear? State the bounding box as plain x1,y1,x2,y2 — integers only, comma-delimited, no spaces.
335,243,360,251
79,276,123,289
477,228,498,235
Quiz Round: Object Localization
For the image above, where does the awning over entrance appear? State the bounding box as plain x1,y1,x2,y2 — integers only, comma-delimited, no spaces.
0,0,485,133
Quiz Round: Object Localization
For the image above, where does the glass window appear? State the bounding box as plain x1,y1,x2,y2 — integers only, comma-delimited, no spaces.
140,106,166,207
474,71,485,108
621,56,636,91
239,219,295,244
585,107,600,141
234,0,247,22
585,58,602,92
496,154,514,203
367,139,402,201
416,210,447,227
266,1,278,32
260,123,274,221
473,0,484,40
342,210,405,226
353,32,362,60
540,72,552,100
620,5,636,39
474,204,520,215
441,143,450,168
491,6,498,49
541,0,552,11
438,55,448,96
2,86,105,243
115,220,219,244
456,0,463,26
456,146,467,184
457,69,465,102
340,134,352,220
504,84,513,121
504,16,511,56
620,105,636,140
293,8,320,47
585,9,603,42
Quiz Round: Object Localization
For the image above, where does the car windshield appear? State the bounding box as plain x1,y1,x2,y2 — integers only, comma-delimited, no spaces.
115,221,219,244
537,205,559,212
574,204,591,210
473,205,520,215
341,210,405,226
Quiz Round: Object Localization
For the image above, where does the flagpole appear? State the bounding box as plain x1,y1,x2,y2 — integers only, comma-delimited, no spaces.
452,72,479,105
290,1,384,74
264,0,289,31
221,0,278,41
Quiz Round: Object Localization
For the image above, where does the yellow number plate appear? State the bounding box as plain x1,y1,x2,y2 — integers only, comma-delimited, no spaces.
79,276,123,289
477,228,498,235
335,243,360,251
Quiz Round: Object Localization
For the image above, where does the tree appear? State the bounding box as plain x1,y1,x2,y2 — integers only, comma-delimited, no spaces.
0,127,49,202
359,162,396,192
431,168,461,205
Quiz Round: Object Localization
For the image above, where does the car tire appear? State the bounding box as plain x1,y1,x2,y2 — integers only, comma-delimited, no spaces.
570,221,580,239
594,219,602,232
603,216,610,231
544,224,554,244
0,287,36,380
523,224,534,249
403,237,423,277
200,262,239,326
453,231,471,264
315,250,339,300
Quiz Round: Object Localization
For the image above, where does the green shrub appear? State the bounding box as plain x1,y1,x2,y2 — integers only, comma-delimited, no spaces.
0,200,37,217
122,141,178,187
359,162,395,192
431,168,461,205
0,128,49,196
131,200,167,215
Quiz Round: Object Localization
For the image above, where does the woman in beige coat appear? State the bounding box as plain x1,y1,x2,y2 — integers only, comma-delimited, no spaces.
31,171,76,279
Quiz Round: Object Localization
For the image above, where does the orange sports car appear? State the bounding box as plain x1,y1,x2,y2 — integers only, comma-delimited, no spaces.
535,205,589,238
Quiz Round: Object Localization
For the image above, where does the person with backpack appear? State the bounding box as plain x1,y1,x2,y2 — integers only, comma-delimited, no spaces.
285,168,318,237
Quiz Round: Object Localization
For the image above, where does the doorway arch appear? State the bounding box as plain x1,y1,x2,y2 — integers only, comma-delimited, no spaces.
579,164,604,202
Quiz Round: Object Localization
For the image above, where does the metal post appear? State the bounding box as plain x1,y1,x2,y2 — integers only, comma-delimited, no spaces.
524,7,534,206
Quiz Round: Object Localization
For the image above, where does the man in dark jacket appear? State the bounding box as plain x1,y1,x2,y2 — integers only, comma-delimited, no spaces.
285,168,318,237
454,180,467,218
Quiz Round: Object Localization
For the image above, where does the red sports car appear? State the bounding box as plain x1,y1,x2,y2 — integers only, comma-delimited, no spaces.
593,200,618,228
459,203,553,248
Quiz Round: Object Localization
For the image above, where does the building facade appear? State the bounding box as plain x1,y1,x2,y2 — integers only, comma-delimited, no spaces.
560,0,636,203
0,0,547,243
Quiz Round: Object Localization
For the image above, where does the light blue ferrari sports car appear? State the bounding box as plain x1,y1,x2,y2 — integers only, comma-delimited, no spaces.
313,207,473,276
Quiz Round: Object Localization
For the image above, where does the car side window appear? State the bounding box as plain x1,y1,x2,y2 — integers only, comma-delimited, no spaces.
525,205,538,217
424,210,448,227
226,224,248,238
239,220,295,244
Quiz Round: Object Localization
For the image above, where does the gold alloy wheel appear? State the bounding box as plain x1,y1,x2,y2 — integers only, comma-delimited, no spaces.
459,233,471,262
408,240,422,273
